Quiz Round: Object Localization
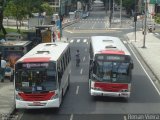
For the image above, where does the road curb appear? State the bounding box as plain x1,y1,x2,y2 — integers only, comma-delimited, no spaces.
8,102,16,119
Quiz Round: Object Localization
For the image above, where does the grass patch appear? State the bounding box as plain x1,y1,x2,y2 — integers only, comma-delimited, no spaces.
0,27,30,39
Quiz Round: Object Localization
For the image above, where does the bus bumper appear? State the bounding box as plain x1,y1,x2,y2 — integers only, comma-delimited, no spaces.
90,89,130,98
16,99,60,109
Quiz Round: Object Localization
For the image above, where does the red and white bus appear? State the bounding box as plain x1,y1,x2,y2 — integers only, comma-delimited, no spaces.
14,42,71,109
89,36,134,98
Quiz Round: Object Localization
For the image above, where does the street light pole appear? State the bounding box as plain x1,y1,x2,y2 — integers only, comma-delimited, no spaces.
109,0,111,28
142,0,147,48
59,0,62,41
134,0,137,42
113,0,114,21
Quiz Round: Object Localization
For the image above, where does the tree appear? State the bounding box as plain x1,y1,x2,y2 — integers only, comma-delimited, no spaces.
115,0,134,16
3,0,52,33
0,0,7,35
41,2,52,16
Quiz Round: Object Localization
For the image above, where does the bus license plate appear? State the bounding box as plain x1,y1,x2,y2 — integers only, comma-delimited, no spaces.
32,102,41,106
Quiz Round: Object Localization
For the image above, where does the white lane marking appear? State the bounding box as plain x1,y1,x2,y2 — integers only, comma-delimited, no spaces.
70,114,74,120
124,115,127,120
17,111,24,120
83,57,86,61
83,39,87,42
80,68,83,74
92,22,96,29
128,44,160,96
77,39,80,42
76,86,79,95
123,41,127,44
70,40,74,43
65,30,73,33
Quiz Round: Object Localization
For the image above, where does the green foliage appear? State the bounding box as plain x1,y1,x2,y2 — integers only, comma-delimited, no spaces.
115,0,134,8
4,0,52,18
3,0,53,32
0,28,28,38
154,13,160,24
41,2,53,15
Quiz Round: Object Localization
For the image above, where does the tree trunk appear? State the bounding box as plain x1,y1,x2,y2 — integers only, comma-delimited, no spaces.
0,10,7,35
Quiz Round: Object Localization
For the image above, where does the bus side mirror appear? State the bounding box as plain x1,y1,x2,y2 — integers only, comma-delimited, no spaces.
58,70,62,79
131,63,134,69
90,59,93,65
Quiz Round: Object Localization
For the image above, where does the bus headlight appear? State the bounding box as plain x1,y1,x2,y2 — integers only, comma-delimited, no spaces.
16,94,23,100
50,93,58,100
91,87,102,91
120,89,129,92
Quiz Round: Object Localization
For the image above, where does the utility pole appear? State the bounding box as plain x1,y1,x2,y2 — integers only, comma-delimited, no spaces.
142,0,147,48
59,0,62,41
109,0,111,28
0,0,7,35
134,0,137,42
112,0,114,21
120,0,122,26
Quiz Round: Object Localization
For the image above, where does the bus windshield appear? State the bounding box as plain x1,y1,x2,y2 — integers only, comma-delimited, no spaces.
15,62,57,93
92,60,131,83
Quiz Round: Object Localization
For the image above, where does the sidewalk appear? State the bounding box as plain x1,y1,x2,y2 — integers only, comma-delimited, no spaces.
0,80,15,119
126,31,160,83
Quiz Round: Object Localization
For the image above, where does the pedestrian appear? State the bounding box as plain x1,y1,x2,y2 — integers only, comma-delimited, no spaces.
153,24,156,31
75,50,80,67
0,57,7,82
52,31,56,42
5,60,12,82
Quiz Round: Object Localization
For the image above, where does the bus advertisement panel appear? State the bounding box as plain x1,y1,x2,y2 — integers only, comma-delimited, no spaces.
89,36,134,98
15,42,71,109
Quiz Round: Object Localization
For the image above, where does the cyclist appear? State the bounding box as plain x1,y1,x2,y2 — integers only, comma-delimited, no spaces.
75,50,80,67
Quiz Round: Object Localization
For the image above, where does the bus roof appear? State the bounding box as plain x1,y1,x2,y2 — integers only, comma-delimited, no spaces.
0,40,31,47
91,36,131,56
17,42,69,62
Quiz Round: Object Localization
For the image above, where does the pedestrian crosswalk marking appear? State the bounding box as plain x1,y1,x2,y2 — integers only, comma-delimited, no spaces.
123,41,127,44
77,39,80,42
69,38,89,44
83,39,87,42
83,57,85,61
70,40,74,43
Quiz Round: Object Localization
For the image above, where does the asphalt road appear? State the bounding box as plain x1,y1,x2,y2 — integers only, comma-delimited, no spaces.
14,1,160,120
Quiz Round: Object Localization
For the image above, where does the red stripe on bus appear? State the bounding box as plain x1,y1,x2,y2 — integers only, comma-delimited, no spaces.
99,50,125,55
22,57,51,62
94,82,128,92
18,91,55,101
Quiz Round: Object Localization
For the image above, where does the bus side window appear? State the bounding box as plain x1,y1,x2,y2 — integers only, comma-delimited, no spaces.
61,59,64,73
63,55,66,70
93,61,97,74
90,43,93,59
68,48,71,61
58,68,62,85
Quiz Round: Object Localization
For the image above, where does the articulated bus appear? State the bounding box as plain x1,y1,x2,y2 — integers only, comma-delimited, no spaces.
89,36,134,98
14,42,71,109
